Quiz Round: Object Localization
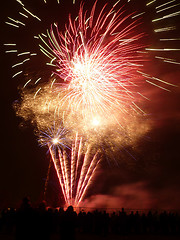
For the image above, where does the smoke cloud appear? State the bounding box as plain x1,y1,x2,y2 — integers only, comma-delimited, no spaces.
80,181,180,211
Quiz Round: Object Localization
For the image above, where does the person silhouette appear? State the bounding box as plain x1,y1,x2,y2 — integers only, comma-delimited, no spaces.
59,205,77,240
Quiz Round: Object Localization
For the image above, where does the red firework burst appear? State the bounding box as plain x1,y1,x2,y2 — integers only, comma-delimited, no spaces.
45,1,146,119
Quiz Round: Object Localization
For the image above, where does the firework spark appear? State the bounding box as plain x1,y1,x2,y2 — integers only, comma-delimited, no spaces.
38,125,70,150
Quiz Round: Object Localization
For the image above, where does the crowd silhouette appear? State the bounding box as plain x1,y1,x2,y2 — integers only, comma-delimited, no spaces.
0,197,180,240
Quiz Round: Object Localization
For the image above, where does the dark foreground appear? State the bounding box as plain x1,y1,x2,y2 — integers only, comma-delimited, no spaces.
1,198,180,240
0,233,180,240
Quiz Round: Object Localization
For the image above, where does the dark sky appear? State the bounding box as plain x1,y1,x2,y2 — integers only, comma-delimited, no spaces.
1,0,180,209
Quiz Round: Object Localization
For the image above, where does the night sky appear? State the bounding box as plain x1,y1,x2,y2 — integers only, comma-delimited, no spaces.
1,0,180,209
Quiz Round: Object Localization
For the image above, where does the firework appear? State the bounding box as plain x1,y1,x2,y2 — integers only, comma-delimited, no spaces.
5,0,180,206
6,0,149,206
38,125,70,150
40,2,146,122
48,134,100,206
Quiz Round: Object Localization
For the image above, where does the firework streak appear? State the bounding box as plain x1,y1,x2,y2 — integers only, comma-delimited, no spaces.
48,135,100,206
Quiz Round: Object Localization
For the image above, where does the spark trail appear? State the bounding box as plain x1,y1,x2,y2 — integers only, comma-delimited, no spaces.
48,135,100,206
